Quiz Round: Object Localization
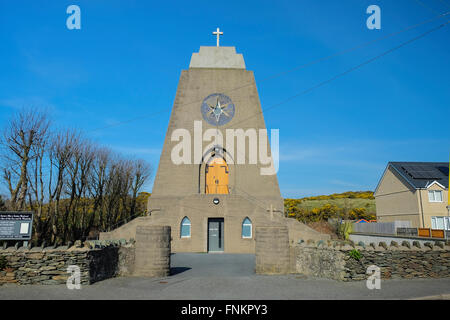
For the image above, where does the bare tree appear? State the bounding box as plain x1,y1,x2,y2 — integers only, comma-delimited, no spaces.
0,109,51,211
90,147,111,232
129,159,151,219
63,136,95,241
27,123,51,240
0,194,6,211
0,109,153,243
46,129,79,243
104,157,132,231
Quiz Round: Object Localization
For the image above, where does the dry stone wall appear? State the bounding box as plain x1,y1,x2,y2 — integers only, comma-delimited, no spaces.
295,240,450,281
0,240,135,285
0,226,172,285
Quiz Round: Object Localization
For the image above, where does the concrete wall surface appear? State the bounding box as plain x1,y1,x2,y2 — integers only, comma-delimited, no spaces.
255,226,290,274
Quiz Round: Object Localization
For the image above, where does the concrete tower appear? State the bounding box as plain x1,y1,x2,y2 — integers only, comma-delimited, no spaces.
100,41,328,252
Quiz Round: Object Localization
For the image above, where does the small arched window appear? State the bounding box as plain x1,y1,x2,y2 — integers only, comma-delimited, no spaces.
180,217,191,238
242,217,252,238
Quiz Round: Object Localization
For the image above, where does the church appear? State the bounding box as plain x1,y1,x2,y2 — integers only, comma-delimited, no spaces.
100,30,328,252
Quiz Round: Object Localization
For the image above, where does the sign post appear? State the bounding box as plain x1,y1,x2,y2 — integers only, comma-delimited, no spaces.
0,212,34,242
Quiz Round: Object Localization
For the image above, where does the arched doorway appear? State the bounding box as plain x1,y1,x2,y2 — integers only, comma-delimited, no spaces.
205,157,229,194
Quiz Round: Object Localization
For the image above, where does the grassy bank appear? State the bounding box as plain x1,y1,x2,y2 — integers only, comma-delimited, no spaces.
284,191,376,223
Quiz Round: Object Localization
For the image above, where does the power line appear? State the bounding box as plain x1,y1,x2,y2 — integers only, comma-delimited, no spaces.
87,11,450,133
233,186,272,211
224,19,450,130
92,16,450,197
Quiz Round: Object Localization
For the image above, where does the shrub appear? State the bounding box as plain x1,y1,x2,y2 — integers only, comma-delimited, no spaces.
349,249,361,261
338,221,353,240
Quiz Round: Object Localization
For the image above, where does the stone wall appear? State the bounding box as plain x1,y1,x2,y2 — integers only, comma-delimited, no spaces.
295,240,450,281
0,240,135,285
349,233,447,247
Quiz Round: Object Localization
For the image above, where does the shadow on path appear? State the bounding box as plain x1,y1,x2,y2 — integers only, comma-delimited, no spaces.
170,267,191,276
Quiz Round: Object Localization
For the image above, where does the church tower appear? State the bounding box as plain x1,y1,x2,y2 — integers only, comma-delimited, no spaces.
100,30,328,252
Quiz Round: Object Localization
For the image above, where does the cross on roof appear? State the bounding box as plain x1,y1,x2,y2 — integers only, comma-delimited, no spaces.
212,28,223,47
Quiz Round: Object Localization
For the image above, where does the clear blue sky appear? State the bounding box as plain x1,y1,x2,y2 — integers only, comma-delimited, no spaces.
0,0,449,197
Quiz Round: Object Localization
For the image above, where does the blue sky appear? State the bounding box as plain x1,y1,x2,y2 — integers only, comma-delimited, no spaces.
0,0,449,197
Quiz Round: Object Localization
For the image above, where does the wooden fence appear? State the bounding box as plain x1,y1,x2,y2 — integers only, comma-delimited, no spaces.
417,228,445,238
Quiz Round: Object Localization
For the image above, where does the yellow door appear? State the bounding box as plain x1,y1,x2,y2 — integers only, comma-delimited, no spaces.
206,157,229,194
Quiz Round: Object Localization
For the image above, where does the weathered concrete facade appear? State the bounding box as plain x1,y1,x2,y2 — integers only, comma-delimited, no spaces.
100,46,329,252
255,226,290,274
134,226,171,277
100,194,327,253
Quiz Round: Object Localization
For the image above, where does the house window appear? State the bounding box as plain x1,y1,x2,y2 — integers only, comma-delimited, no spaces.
180,217,191,238
428,190,443,202
431,216,450,231
242,217,252,238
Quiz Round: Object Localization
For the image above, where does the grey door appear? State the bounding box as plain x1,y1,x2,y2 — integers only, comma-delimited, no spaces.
208,218,224,252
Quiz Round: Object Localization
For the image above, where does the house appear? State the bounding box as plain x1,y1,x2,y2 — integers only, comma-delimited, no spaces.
374,162,449,230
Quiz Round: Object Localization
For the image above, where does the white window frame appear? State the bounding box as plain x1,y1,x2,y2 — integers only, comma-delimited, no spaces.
242,217,252,239
431,216,450,231
180,217,191,238
428,190,443,202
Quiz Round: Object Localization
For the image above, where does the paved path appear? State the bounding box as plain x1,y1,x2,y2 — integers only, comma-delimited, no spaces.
170,253,256,277
1,253,449,300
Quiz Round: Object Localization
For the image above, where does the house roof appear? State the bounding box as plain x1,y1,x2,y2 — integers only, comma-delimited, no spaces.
389,161,449,189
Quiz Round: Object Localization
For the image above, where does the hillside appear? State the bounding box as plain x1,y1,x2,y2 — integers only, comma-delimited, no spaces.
284,191,376,223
